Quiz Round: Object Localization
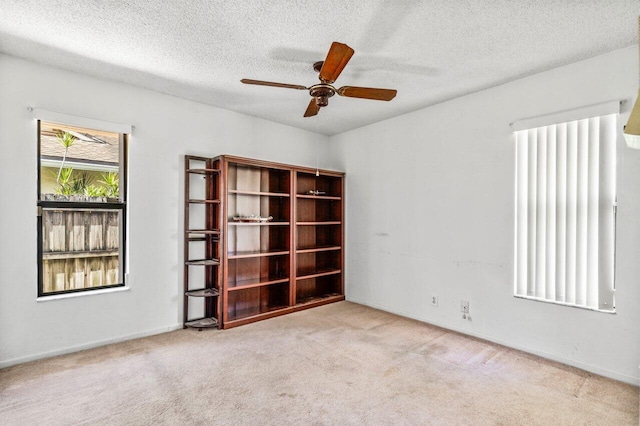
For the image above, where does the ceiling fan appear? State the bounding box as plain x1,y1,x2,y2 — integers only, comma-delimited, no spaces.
241,42,397,117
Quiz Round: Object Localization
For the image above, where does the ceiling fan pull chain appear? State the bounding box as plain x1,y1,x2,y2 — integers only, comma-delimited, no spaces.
315,114,320,176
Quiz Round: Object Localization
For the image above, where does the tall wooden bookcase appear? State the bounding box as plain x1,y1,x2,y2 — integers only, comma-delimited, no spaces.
183,156,222,329
223,157,293,327
220,155,345,328
293,169,344,307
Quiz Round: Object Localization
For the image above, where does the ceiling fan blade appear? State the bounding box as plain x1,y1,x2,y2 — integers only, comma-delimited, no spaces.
319,42,354,84
303,99,319,117
337,86,397,101
241,79,308,90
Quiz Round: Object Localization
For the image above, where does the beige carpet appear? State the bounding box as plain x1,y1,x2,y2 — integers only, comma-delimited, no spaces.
1,301,638,425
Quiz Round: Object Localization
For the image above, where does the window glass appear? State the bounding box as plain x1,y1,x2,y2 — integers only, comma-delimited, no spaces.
38,121,126,296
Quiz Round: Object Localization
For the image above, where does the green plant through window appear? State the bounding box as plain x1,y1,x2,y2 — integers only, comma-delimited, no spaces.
98,171,119,197
53,169,119,197
55,130,76,183
48,131,120,198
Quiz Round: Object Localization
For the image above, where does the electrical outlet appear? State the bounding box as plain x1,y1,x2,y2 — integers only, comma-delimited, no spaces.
461,300,469,314
431,294,438,307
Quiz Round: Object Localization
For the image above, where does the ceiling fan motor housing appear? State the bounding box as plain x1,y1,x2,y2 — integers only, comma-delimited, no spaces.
309,84,335,107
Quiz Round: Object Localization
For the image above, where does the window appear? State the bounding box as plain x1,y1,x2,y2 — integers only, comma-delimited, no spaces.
514,110,617,312
37,120,128,296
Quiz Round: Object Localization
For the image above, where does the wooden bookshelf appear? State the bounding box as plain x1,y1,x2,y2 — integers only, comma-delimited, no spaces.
183,156,222,329
294,171,344,309
215,155,344,329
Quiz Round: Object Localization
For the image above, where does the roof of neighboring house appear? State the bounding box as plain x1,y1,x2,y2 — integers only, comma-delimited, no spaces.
40,122,120,165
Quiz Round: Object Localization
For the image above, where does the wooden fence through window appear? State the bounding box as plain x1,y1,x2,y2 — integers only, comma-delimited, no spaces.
42,209,120,293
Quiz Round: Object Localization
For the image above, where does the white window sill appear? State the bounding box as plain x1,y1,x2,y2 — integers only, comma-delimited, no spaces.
37,286,130,302
514,294,616,314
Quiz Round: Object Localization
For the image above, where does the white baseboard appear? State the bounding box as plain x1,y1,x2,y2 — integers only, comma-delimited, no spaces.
346,297,640,386
0,323,183,369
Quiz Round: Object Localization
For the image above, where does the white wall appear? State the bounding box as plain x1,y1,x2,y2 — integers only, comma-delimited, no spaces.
328,46,640,385
0,54,330,367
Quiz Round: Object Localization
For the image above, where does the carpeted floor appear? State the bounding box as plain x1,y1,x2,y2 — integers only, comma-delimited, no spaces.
0,301,638,425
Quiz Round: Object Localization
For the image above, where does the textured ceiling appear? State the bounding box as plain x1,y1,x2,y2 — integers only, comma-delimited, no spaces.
0,1,638,135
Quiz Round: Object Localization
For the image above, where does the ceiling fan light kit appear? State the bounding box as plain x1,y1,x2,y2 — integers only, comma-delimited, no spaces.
241,41,397,117
623,16,640,149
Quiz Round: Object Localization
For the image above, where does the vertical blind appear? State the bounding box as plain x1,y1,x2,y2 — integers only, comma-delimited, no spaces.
514,113,616,312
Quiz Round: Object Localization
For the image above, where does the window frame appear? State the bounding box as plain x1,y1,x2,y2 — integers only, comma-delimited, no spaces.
36,120,129,297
